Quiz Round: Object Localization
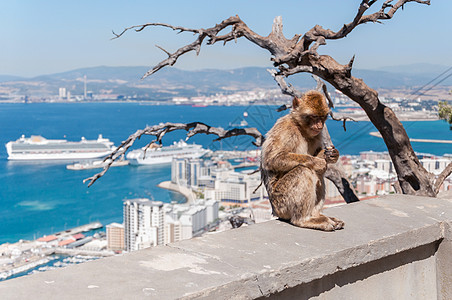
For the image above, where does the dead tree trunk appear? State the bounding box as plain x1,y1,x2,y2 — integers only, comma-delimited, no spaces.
304,56,436,196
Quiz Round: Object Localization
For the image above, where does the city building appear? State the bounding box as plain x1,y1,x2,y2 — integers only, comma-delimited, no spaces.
208,170,265,205
123,199,164,252
171,157,203,187
106,223,125,251
164,201,220,243
58,87,66,99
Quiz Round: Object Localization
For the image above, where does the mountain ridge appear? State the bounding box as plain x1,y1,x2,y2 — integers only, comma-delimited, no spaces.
1,64,450,99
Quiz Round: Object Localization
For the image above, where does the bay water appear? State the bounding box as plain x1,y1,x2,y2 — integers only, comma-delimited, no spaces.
1,103,450,244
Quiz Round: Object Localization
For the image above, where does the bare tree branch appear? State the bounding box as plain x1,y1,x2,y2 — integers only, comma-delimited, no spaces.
267,69,302,99
272,0,430,67
313,75,334,109
329,114,357,132
434,162,452,194
325,167,360,203
313,75,357,131
318,82,360,203
84,122,264,187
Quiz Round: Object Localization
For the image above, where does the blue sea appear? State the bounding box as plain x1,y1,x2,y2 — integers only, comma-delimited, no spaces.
1,103,451,244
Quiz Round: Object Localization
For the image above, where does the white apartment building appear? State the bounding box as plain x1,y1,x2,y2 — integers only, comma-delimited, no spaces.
58,87,66,98
205,199,219,224
172,157,204,187
123,199,164,252
205,170,266,205
163,200,220,244
421,158,451,175
375,159,394,174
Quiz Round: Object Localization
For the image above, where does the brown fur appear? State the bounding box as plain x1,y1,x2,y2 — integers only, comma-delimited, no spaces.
261,90,344,231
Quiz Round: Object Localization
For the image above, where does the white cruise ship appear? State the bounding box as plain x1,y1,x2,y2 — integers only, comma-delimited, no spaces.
6,134,115,161
126,140,208,165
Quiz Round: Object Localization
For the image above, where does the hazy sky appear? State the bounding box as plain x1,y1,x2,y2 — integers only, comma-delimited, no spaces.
1,0,451,77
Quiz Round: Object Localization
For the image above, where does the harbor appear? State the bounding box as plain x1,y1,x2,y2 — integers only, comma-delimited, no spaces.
0,222,112,281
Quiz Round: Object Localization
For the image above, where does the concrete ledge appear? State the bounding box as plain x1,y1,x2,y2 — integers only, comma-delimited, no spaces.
1,194,452,299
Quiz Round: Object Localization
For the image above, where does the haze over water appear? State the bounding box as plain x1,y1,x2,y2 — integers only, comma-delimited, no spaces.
1,103,450,244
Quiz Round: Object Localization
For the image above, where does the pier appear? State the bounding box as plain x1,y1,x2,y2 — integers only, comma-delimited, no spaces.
49,222,103,240
370,131,452,144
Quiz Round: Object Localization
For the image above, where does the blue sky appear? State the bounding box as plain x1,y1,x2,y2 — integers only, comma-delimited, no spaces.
1,0,451,77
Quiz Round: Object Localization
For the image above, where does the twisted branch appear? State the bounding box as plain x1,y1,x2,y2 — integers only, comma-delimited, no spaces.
272,0,430,67
84,122,264,186
434,162,452,194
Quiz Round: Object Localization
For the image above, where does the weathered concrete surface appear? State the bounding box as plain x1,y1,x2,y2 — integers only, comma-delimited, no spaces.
436,221,452,300
1,194,452,299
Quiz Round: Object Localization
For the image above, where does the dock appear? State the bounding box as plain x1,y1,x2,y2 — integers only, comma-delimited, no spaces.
52,222,103,238
370,131,452,144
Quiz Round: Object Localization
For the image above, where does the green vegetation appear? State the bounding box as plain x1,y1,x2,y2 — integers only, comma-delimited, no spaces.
438,101,452,129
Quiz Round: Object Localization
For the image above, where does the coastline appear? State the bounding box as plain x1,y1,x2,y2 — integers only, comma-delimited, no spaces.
157,181,196,204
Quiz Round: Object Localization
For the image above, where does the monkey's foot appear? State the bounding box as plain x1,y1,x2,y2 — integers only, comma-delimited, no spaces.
329,216,345,230
291,215,336,231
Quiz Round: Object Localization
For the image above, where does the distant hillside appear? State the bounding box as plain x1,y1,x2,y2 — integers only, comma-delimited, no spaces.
377,63,451,75
1,64,450,99
0,75,25,82
25,64,452,87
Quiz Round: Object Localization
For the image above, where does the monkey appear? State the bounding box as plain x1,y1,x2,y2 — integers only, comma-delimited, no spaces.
260,90,344,231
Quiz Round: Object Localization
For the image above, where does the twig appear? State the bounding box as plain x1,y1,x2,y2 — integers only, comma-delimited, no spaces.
84,122,264,187
434,162,452,194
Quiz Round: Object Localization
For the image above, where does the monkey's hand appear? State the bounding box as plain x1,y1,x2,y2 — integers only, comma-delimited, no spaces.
317,147,339,164
324,147,339,164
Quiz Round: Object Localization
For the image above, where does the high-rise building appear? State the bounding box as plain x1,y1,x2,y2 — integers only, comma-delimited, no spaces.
172,157,203,187
123,199,164,252
205,200,219,224
59,87,66,99
106,222,124,251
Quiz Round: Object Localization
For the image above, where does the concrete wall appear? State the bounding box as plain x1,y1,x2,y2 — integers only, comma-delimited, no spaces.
1,194,452,299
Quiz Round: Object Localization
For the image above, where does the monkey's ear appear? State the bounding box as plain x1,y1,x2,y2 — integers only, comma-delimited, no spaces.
292,97,302,109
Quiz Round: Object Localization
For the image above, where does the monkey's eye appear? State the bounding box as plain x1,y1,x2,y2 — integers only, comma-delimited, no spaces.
305,115,328,124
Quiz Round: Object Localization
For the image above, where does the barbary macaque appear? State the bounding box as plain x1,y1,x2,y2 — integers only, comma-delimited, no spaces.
261,90,344,231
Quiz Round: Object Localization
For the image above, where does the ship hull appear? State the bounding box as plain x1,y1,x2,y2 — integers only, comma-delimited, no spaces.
126,140,208,165
128,153,204,165
7,151,113,161
5,135,114,161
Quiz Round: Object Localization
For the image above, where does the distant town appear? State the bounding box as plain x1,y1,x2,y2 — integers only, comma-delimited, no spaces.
1,66,450,123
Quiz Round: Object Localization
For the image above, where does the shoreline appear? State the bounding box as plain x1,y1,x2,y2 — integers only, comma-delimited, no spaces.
157,181,196,204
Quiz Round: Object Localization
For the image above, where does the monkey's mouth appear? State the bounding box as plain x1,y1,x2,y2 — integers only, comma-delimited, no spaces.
311,129,323,136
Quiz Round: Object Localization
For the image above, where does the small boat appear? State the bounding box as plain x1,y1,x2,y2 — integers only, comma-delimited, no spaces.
66,159,129,170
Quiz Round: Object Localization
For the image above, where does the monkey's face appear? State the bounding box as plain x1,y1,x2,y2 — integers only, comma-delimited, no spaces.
303,114,328,137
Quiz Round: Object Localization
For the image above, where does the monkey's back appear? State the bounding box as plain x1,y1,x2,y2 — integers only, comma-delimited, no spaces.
260,113,322,201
